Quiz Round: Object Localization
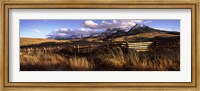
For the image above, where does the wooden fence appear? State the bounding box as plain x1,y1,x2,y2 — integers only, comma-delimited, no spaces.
20,36,180,53
121,41,153,52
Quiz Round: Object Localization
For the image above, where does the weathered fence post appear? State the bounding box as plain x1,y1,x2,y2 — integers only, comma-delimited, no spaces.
106,43,109,50
125,41,129,54
88,44,93,53
77,45,80,53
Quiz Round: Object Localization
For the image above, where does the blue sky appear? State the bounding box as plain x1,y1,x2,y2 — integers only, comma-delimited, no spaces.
20,19,180,38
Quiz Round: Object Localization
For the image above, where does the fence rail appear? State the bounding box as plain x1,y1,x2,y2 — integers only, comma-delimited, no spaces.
121,42,153,52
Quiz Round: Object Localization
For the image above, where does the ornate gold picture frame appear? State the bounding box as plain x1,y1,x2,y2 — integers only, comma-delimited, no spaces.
0,0,199,91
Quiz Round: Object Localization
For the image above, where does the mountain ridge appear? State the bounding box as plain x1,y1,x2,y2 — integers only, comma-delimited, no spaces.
103,24,179,41
51,24,180,41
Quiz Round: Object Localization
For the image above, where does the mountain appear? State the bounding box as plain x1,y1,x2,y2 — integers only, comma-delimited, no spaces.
52,23,180,42
128,24,157,34
129,24,180,35
104,28,127,35
104,24,180,40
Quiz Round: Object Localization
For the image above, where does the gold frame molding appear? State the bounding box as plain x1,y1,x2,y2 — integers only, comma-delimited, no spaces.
0,0,199,91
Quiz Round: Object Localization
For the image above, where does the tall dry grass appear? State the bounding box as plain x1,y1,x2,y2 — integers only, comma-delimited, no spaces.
126,49,180,71
20,51,95,71
67,57,95,71
20,46,180,71
20,51,67,71
94,46,126,71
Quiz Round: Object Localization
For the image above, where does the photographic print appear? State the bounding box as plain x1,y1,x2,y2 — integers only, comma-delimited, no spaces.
20,19,180,71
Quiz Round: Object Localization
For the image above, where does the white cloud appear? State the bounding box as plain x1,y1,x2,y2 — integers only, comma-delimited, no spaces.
134,20,143,23
143,21,152,24
31,29,41,33
83,20,98,29
57,33,67,36
82,20,150,30
153,27,177,31
46,28,96,39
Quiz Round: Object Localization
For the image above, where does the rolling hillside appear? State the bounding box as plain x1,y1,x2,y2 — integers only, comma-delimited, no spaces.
20,37,71,46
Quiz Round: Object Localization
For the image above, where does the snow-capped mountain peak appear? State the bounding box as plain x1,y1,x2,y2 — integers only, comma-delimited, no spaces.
131,24,148,29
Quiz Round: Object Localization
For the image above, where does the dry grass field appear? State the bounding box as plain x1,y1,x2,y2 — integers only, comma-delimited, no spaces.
20,37,71,46
20,38,180,71
112,32,179,42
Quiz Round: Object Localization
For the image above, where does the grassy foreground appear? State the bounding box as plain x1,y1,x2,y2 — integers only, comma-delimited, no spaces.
20,46,180,71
